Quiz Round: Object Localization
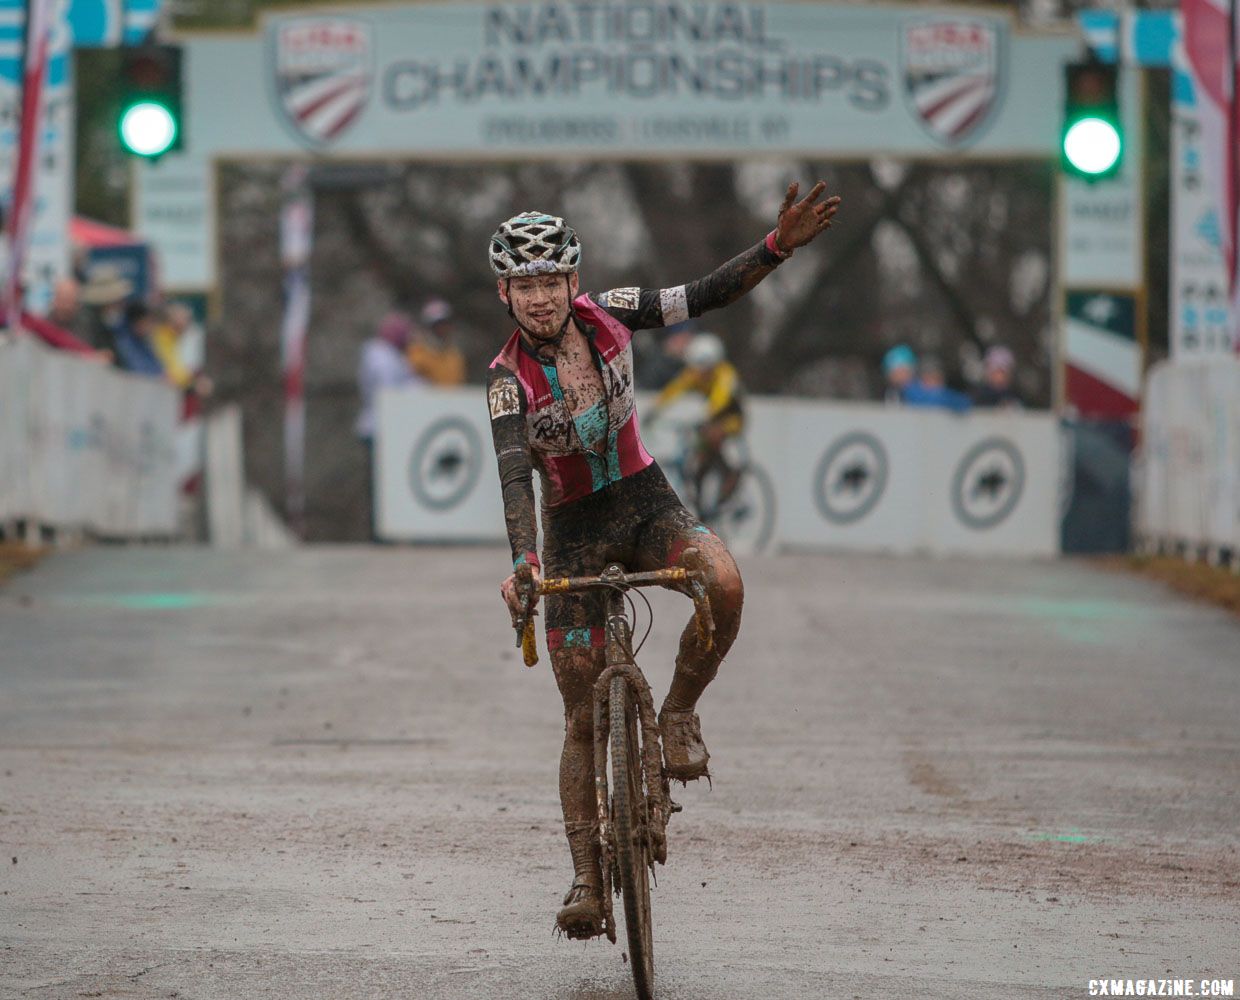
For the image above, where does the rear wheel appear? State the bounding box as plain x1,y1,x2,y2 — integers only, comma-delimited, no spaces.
610,674,655,999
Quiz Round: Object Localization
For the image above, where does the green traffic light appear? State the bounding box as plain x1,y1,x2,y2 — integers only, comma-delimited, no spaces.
1062,116,1122,176
119,101,178,157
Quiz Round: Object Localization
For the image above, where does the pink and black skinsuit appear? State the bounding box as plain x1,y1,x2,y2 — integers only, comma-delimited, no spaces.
485,235,787,888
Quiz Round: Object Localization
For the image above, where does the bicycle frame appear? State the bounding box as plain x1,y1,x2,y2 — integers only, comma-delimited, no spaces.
511,550,716,945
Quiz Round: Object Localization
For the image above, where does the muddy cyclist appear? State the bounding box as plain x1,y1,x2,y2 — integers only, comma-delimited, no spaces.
486,182,841,940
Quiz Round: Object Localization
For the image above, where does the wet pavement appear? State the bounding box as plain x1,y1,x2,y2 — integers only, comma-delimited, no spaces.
1,547,1237,999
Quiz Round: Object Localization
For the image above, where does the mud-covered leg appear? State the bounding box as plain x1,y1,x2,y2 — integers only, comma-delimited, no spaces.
549,623,608,938
637,510,745,779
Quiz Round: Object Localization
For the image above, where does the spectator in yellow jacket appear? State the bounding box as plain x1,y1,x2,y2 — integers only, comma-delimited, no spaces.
408,298,466,386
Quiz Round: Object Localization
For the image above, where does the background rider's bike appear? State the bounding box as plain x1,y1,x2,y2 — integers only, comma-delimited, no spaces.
511,551,715,1000
659,422,777,555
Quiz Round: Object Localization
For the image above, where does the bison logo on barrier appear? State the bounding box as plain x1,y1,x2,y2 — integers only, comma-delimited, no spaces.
951,437,1025,530
273,18,372,147
902,17,1004,147
814,431,889,526
409,417,482,512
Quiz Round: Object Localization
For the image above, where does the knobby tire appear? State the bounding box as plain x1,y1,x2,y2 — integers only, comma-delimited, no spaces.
610,674,655,1000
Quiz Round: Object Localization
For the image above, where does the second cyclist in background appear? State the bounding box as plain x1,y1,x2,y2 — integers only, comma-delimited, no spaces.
649,333,746,519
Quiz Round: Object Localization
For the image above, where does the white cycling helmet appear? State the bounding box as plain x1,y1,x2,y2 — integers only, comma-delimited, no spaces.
489,212,582,278
685,332,725,369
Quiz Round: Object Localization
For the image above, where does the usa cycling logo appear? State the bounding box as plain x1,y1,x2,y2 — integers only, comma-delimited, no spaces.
272,18,372,147
902,17,1005,147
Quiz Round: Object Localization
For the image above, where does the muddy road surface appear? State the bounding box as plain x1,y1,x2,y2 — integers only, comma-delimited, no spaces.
2,548,1237,999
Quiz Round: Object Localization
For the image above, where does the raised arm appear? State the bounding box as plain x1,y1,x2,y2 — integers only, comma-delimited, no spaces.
591,181,841,331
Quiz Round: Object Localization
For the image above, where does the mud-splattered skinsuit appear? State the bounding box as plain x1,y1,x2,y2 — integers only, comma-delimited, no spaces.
487,238,783,892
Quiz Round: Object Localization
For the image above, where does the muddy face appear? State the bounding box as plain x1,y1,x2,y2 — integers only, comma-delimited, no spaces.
498,274,579,340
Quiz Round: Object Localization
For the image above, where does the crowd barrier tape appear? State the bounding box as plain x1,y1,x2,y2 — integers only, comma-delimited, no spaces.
0,332,180,536
377,387,1061,558
1136,358,1240,553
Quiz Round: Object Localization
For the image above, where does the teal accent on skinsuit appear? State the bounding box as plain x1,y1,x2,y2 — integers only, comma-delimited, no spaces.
541,363,563,399
584,429,623,491
693,524,713,535
573,399,609,452
561,627,594,649
543,362,624,493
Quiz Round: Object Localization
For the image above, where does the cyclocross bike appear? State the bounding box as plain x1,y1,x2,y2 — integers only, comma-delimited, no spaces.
511,548,716,1000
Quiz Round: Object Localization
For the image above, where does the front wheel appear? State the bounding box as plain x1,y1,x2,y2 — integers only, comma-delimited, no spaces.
610,674,655,999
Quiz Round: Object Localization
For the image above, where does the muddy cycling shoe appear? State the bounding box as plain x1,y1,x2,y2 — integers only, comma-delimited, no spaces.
556,878,605,940
658,709,711,782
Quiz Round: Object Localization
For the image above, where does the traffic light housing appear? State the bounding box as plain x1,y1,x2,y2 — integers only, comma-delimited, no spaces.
1061,60,1122,180
118,45,183,158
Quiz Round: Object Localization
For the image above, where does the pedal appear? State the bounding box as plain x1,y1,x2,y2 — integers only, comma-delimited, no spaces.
668,797,683,814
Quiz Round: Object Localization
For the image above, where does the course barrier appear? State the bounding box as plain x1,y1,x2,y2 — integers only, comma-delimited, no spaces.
377,387,1061,558
1135,358,1240,558
0,331,179,537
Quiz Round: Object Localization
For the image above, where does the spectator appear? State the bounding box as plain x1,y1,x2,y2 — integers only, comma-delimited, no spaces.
973,346,1022,409
46,278,93,345
112,300,165,377
0,280,106,359
153,302,213,399
358,311,420,540
882,344,918,403
883,345,970,412
903,355,971,412
408,298,466,386
78,266,134,356
358,311,420,441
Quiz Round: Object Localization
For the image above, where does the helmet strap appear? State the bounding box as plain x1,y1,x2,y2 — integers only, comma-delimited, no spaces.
507,275,575,361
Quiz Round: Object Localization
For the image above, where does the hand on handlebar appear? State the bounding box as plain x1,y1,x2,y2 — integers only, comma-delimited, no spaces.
501,564,542,618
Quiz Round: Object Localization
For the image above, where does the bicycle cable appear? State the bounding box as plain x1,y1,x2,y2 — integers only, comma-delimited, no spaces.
599,582,651,660
631,586,654,657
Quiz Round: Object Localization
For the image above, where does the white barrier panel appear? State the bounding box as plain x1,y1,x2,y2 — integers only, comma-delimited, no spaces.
1137,359,1240,553
0,332,179,536
377,386,1062,557
778,402,929,553
377,386,505,543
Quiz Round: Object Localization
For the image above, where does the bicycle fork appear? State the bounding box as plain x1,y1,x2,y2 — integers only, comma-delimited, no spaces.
592,575,672,946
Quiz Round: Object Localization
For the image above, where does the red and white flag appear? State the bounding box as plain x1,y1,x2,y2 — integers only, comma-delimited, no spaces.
279,165,313,536
1181,0,1240,352
2,0,56,320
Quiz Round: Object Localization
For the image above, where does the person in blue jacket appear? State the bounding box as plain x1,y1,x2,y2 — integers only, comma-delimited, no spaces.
883,345,970,412
112,300,166,378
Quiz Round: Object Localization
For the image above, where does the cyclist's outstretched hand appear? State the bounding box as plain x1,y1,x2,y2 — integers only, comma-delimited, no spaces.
774,181,841,251
501,565,541,618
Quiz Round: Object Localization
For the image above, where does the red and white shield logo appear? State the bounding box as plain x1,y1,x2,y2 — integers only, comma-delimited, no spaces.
903,18,1003,147
273,18,371,147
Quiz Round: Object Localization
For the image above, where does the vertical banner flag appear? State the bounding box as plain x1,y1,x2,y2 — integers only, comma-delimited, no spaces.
2,0,55,319
1180,0,1240,353
279,164,313,536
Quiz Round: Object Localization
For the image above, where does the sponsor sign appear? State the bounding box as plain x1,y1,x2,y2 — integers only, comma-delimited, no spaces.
1171,89,1235,356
